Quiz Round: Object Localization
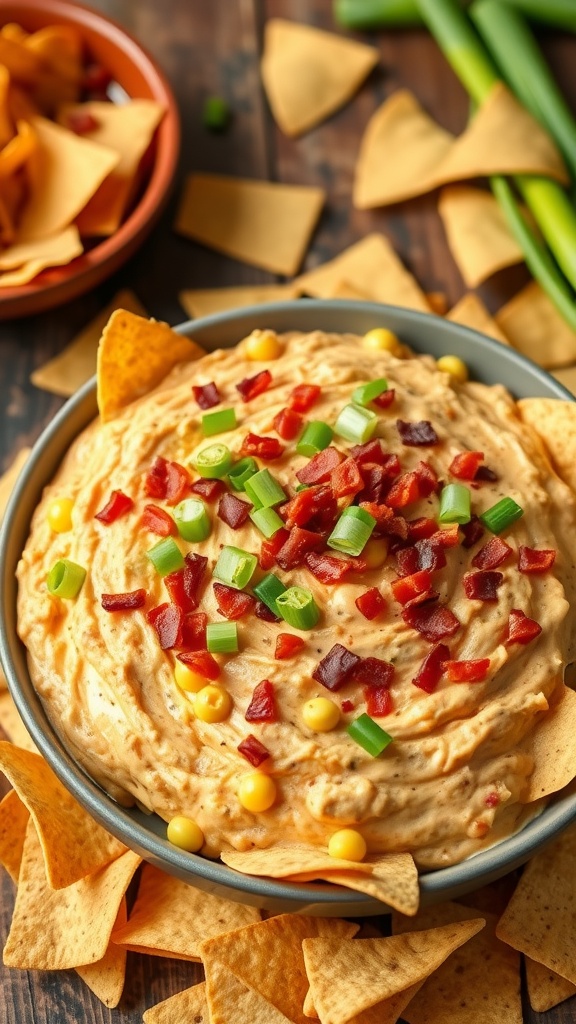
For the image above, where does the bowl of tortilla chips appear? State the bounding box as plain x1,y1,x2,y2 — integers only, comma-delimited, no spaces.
2,298,576,917
0,0,179,318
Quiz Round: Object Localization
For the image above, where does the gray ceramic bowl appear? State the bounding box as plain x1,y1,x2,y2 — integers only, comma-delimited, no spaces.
2,299,576,916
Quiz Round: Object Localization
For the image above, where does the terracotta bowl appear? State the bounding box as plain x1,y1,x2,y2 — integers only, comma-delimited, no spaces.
0,0,180,319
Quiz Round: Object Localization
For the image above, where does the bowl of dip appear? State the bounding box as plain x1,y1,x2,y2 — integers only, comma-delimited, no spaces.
2,298,576,916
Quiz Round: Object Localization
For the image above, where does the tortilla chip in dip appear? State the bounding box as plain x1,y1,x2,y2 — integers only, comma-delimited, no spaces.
517,396,576,493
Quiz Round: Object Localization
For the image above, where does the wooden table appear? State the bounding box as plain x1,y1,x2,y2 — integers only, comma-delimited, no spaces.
1,2,575,1020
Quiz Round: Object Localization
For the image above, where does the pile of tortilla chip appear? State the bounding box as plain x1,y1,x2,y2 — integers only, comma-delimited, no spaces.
0,19,164,288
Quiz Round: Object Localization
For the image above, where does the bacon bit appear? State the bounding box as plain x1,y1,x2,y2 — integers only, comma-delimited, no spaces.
475,465,498,483
67,110,100,135
357,466,389,505
373,389,395,409
183,552,208,607
240,433,284,460
288,383,321,413
259,527,290,570
245,679,277,722
485,792,500,808
364,685,393,717
255,600,280,622
141,504,176,536
296,446,343,485
352,656,395,689
236,369,273,402
217,492,251,530
275,633,306,659
463,571,503,601
380,515,410,541
429,525,461,548
350,439,387,466
415,538,446,572
192,381,221,409
273,407,303,440
358,501,394,527
276,527,325,570
397,419,439,446
506,609,542,645
414,461,439,496
213,582,255,620
461,515,485,549
238,734,271,767
190,478,226,502
408,517,437,541
147,603,183,649
391,569,433,605
331,457,364,498
164,569,191,611
82,63,111,92
386,472,421,509
181,612,207,650
101,590,146,612
472,537,513,571
444,658,491,683
281,486,332,529
341,699,355,713
355,587,386,620
95,489,134,523
402,603,460,642
305,552,354,584
396,546,420,577
518,546,557,574
312,643,361,692
177,649,220,680
412,643,450,693
449,451,484,480
165,461,192,505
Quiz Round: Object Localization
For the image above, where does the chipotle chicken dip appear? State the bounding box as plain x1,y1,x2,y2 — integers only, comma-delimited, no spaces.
16,317,576,872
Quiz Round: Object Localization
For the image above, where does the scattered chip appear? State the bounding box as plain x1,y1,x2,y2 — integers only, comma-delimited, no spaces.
0,787,29,882
0,691,39,753
174,173,325,276
517,397,576,493
76,897,128,1008
179,283,297,320
519,685,576,802
31,289,146,397
446,293,510,346
143,982,209,1024
0,447,31,523
260,19,378,137
496,280,576,368
525,956,576,1013
327,280,371,300
439,185,524,287
97,309,205,422
553,365,576,397
203,956,293,1024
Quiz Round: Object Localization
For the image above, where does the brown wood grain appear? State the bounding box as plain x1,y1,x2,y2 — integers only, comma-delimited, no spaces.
1,1,576,1020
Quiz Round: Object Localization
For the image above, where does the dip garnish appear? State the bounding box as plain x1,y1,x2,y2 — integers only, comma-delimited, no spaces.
177,650,220,681
244,468,286,508
190,478,226,501
273,407,303,439
312,644,361,692
245,679,277,722
397,419,440,446
347,714,393,757
173,498,211,542
237,772,277,812
236,369,273,402
438,482,472,524
302,697,341,732
518,545,557,573
506,609,543,644
201,407,237,436
412,643,451,694
351,377,389,406
444,658,491,683
274,633,305,660
237,735,271,767
46,497,74,533
355,587,386,619
463,570,504,601
296,421,334,457
194,685,232,723
227,456,258,491
213,582,255,620
472,536,513,570
449,450,485,480
250,506,284,538
146,537,184,576
239,433,284,460
101,590,146,612
141,504,176,536
253,573,287,615
217,493,251,530
275,586,320,630
288,383,321,412
46,559,86,598
334,402,378,444
213,545,258,590
206,621,239,654
193,442,233,478
94,489,134,523
145,456,191,505
328,505,376,556
192,381,221,409
480,496,524,533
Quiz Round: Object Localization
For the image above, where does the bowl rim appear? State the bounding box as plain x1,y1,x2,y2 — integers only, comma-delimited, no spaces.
2,297,576,912
0,0,180,316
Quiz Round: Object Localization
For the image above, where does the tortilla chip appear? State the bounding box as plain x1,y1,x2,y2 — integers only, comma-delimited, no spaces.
17,115,119,241
327,281,371,300
0,692,39,753
260,19,378,137
143,982,209,1024
0,225,83,286
302,919,485,1024
496,822,576,985
0,64,13,148
426,291,448,315
447,293,510,346
111,861,260,960
76,897,128,1008
0,33,78,112
519,685,576,801
394,901,521,1024
517,396,576,492
286,864,418,914
203,956,294,1024
31,289,146,397
199,913,358,1024
175,173,325,276
3,818,141,969
0,118,37,178
294,233,431,312
496,280,576,369
24,25,82,85
0,741,126,888
438,185,524,287
0,447,30,523
97,309,204,422
525,956,576,1013
354,83,567,210
179,283,297,320
0,787,29,882
553,365,576,397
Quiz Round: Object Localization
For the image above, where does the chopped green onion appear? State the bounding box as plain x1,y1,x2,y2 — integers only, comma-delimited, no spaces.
249,506,284,538
352,378,389,407
202,408,237,437
146,537,184,576
479,497,524,534
203,95,230,132
296,421,334,457
295,483,310,492
438,483,471,524
193,443,233,479
244,468,287,508
275,586,320,630
173,499,211,542
213,545,258,589
206,621,238,653
334,403,378,444
253,573,287,614
46,559,86,599
347,713,393,757
228,457,258,491
328,505,376,556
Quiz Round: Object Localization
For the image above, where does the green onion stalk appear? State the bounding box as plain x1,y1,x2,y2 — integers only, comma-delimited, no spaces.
334,0,576,31
496,0,576,33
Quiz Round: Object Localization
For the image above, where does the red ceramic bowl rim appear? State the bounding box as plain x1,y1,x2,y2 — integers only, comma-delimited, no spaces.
0,0,180,310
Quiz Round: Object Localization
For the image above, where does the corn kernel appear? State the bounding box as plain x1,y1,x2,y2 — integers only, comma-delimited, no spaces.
328,828,367,862
167,815,204,852
244,329,282,361
362,328,401,356
193,685,232,723
362,538,388,569
436,355,469,384
237,772,277,812
174,660,208,693
47,497,74,533
302,697,340,733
